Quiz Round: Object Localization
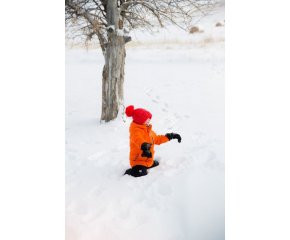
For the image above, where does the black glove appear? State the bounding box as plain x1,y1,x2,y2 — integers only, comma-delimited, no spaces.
141,142,152,158
165,133,182,143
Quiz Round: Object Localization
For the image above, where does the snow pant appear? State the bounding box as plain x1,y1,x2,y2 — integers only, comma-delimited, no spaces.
124,160,159,178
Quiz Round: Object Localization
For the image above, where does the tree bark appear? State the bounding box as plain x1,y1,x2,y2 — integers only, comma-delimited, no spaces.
101,0,127,122
101,35,126,122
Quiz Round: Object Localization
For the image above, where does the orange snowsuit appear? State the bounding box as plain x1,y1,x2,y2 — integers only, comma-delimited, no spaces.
129,121,169,167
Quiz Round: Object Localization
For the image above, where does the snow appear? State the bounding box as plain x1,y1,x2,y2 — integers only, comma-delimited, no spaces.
107,25,115,31
117,28,128,37
66,2,224,240
127,1,225,46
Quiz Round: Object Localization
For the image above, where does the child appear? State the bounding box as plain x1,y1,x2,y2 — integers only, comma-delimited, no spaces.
124,105,182,177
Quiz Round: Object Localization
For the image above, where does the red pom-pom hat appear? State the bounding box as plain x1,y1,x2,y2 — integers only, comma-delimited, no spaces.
125,105,152,125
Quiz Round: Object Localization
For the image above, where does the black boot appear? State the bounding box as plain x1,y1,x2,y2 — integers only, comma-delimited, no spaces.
148,160,159,169
124,162,158,177
124,166,148,177
124,168,132,176
131,165,148,177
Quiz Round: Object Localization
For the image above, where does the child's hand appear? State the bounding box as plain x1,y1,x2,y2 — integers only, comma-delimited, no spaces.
141,142,152,158
165,133,182,143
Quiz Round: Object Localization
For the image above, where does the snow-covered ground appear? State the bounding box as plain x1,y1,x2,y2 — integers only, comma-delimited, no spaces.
66,2,224,240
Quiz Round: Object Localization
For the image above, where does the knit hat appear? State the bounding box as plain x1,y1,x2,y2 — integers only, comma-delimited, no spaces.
125,105,152,125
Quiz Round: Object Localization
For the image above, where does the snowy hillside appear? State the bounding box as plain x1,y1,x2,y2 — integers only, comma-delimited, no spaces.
65,1,225,240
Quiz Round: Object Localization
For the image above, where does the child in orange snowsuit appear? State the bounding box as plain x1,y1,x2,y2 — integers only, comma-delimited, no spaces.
124,105,182,177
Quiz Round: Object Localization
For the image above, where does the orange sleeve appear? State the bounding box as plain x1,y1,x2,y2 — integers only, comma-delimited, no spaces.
130,129,146,149
153,131,169,145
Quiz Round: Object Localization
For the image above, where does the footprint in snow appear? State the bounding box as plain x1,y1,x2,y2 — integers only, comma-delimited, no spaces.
161,103,169,112
161,113,181,130
145,88,152,96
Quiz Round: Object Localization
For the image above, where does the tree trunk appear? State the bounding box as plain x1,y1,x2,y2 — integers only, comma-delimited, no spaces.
101,0,127,122
101,35,126,122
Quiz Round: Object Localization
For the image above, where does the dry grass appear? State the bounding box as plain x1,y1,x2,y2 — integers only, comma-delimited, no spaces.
216,22,224,27
189,26,204,34
65,42,102,50
190,26,199,34
66,36,225,50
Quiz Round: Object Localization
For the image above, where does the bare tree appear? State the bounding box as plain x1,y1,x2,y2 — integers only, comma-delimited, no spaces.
65,0,217,122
